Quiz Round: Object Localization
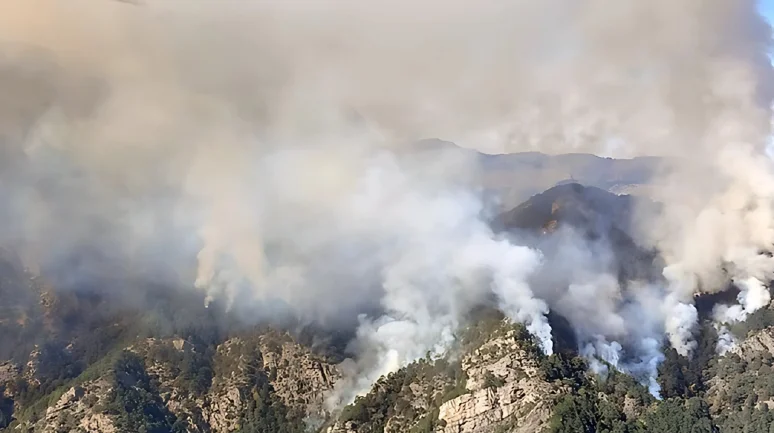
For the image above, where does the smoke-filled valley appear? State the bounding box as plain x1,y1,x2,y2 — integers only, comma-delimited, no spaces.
2,1,774,432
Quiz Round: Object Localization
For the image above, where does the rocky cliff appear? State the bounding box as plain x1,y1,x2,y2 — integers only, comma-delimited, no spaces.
436,328,559,433
0,331,342,433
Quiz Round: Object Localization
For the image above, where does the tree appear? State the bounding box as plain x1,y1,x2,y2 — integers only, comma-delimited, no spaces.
105,351,183,433
550,389,598,433
658,347,689,399
643,398,716,433
541,354,589,390
0,385,12,429
549,388,642,433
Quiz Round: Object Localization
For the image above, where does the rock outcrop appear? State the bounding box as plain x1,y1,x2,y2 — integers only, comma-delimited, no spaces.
2,332,341,433
438,328,559,433
731,326,774,361
34,379,116,433
257,332,341,419
325,318,560,433
0,363,18,386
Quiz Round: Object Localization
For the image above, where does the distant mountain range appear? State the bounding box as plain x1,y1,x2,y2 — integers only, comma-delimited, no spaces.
413,138,661,209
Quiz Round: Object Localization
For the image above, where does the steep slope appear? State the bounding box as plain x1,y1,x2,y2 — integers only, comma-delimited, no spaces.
326,313,563,433
1,182,773,433
0,247,343,432
703,303,774,433
435,325,558,433
327,310,657,433
3,331,341,433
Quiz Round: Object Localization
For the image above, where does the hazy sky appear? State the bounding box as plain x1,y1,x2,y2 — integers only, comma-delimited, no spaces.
763,0,774,30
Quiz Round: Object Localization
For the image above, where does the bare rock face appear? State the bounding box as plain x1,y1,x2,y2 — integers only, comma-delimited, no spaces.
257,332,341,419
35,379,116,433
133,338,210,432
438,330,558,433
22,333,341,433
326,320,559,433
201,334,340,433
204,338,252,433
438,384,554,433
206,386,246,433
463,334,541,390
731,327,774,360
22,346,42,387
0,362,19,385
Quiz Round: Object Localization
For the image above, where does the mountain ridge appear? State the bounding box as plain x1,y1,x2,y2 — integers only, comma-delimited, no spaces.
0,180,772,433
411,139,661,209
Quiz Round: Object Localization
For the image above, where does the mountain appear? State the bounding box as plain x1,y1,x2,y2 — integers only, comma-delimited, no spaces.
493,182,638,233
495,183,663,296
412,139,661,209
0,183,773,433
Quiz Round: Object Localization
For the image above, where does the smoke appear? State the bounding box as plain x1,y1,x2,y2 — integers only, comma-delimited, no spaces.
1,0,774,408
715,277,773,325
580,336,663,398
319,156,547,408
713,277,773,354
526,223,669,396
715,325,738,357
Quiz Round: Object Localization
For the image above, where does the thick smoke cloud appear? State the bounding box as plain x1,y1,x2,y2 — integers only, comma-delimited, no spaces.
1,0,773,407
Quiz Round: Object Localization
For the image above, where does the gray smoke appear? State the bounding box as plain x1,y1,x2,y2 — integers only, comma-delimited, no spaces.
1,0,773,407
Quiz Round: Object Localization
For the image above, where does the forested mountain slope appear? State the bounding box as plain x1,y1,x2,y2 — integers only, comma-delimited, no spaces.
0,183,772,433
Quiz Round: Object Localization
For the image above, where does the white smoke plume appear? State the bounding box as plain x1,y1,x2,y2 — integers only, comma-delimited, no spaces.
319,153,547,408
1,0,773,409
537,231,668,396
713,277,773,354
715,277,773,325
715,325,738,357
